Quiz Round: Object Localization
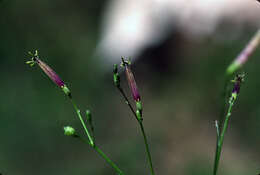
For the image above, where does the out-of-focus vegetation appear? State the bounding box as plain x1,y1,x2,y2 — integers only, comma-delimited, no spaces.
0,1,259,175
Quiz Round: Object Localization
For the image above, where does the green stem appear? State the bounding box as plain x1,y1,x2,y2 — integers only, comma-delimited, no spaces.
117,86,138,120
213,98,235,175
94,146,124,175
70,99,94,146
219,75,230,131
139,121,155,175
117,86,155,175
78,137,124,175
70,99,124,175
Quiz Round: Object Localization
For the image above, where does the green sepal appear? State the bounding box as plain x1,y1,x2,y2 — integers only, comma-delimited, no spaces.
226,62,240,75
136,101,142,111
62,85,71,98
231,92,237,100
26,60,35,67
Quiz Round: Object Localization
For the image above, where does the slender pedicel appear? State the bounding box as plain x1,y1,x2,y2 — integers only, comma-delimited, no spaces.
227,30,260,75
26,50,71,97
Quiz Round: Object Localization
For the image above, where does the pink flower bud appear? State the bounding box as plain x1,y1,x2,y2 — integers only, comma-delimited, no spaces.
27,51,71,97
227,30,260,75
122,58,141,102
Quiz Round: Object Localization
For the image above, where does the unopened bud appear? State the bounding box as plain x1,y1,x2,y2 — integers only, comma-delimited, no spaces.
121,57,141,102
26,50,71,98
113,64,120,87
230,73,244,102
227,30,260,75
86,110,92,123
64,126,76,136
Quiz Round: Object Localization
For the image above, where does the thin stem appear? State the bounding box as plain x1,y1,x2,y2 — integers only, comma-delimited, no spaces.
213,121,220,175
215,77,230,174
213,98,235,175
219,75,230,131
139,121,155,175
116,86,155,175
117,86,138,120
78,137,124,175
70,98,94,146
94,146,124,175
70,98,124,175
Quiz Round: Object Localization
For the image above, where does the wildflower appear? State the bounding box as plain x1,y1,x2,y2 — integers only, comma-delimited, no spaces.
227,30,260,75
26,50,71,97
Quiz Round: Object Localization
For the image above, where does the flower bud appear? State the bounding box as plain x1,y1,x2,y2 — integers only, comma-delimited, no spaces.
121,58,141,102
230,74,244,102
113,64,120,87
64,126,76,136
86,110,92,122
227,30,260,75
26,50,71,98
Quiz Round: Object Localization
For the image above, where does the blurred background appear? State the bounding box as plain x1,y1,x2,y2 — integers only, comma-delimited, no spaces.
0,0,260,174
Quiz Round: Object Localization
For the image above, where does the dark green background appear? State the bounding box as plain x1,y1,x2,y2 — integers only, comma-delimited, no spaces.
0,1,259,175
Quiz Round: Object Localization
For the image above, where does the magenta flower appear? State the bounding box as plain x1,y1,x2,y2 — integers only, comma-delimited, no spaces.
26,50,71,97
121,58,141,102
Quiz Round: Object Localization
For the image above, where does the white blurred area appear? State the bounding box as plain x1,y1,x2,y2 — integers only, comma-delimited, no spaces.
96,0,260,64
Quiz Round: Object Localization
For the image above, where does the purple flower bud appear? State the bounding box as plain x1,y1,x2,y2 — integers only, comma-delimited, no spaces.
122,58,141,102
227,30,260,75
232,74,243,95
27,51,71,97
35,58,65,88
229,74,244,103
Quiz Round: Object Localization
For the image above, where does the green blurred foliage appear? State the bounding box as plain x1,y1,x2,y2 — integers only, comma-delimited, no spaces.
0,1,260,175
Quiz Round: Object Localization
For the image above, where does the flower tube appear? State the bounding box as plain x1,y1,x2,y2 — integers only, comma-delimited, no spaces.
26,50,71,97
